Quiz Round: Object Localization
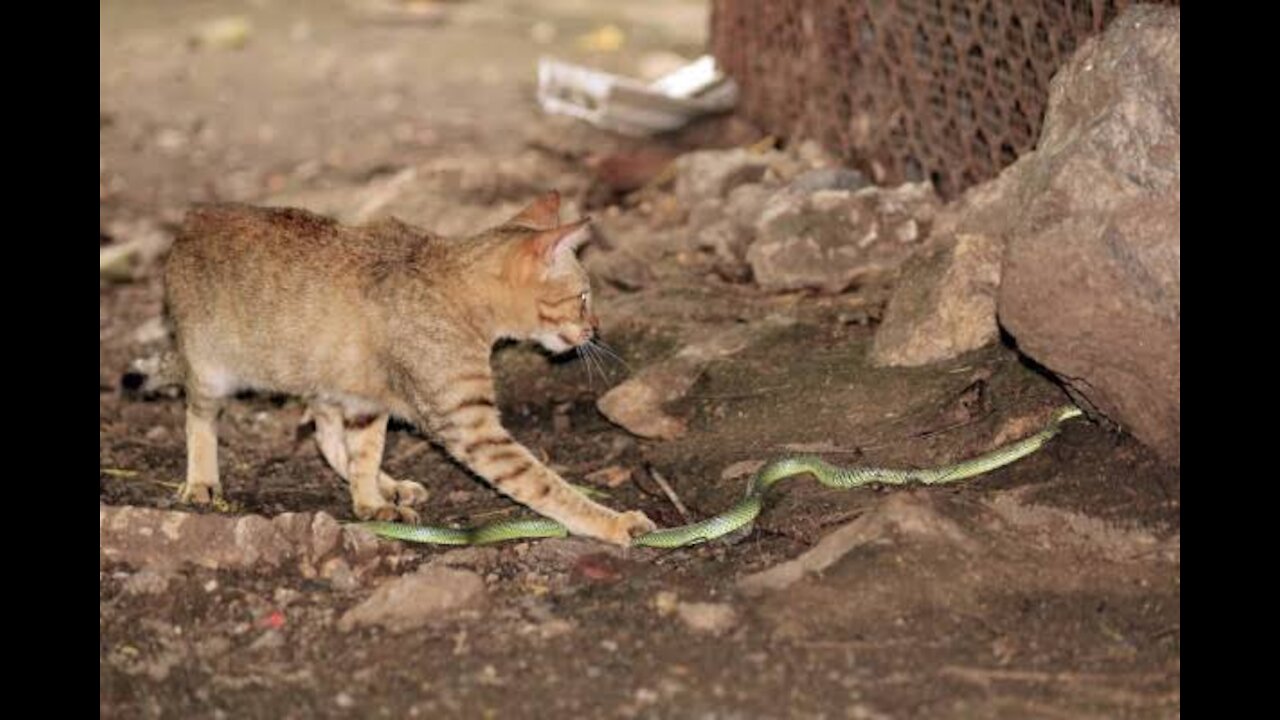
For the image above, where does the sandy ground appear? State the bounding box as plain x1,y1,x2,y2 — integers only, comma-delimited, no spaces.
100,2,1180,717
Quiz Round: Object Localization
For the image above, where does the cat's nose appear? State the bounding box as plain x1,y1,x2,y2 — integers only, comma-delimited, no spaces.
579,325,595,343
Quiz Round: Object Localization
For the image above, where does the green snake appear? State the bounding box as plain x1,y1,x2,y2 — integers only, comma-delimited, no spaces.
356,406,1084,548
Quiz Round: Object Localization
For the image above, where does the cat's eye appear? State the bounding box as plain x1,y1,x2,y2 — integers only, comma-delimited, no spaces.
579,292,589,314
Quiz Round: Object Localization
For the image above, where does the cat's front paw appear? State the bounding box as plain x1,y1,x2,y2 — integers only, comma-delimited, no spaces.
600,510,658,546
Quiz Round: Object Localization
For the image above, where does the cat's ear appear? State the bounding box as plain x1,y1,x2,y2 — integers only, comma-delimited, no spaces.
506,190,561,230
528,217,592,264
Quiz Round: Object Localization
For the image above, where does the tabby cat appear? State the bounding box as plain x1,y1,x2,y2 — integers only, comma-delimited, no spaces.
162,191,655,545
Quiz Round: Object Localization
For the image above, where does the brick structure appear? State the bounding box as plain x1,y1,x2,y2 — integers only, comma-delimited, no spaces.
710,0,1179,198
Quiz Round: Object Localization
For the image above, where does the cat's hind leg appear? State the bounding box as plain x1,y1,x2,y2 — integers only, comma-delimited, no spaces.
312,402,426,519
179,377,225,504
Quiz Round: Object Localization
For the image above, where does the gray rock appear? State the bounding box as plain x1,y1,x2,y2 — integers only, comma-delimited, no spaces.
686,198,726,236
695,220,752,282
320,557,360,592
787,167,868,194
994,5,1180,466
310,512,342,560
739,493,975,595
341,524,382,565
338,566,486,633
689,182,776,282
747,182,940,293
723,182,774,230
100,505,293,570
869,231,1003,366
99,505,389,572
673,148,780,206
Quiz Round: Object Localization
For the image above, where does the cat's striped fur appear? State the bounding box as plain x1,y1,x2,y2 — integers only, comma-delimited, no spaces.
162,191,655,545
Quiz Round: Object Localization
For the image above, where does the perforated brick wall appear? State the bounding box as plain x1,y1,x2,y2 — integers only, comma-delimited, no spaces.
710,0,1179,199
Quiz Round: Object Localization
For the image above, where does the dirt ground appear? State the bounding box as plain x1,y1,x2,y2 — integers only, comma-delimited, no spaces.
100,1,1180,718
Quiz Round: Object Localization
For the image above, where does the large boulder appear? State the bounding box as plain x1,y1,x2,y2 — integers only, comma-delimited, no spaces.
867,5,1179,466
995,5,1180,466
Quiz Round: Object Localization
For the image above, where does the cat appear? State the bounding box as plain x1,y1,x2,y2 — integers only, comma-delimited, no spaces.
161,190,656,546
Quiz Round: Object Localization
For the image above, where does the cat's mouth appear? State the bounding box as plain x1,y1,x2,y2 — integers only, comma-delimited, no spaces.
533,332,575,355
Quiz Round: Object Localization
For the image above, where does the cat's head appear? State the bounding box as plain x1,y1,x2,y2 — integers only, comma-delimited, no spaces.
486,191,599,354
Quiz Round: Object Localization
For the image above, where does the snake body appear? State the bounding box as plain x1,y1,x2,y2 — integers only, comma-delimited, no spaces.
358,406,1083,548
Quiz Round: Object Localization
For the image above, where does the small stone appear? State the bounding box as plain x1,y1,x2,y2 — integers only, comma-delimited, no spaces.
321,558,359,592
310,512,342,560
552,404,572,433
446,490,474,503
675,601,738,635
537,618,575,639
155,128,187,153
869,232,1003,367
248,629,285,652
122,569,172,596
635,688,659,704
652,590,679,617
338,566,485,633
194,16,253,50
335,692,356,709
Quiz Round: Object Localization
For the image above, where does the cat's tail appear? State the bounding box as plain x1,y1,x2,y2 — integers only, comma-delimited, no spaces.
121,301,185,395
122,349,185,395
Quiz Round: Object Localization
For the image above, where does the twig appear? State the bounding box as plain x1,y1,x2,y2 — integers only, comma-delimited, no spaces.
648,468,692,524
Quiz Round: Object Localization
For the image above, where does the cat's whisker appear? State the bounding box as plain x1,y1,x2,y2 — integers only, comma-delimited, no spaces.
576,345,595,389
581,343,610,384
583,343,608,385
590,338,632,374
